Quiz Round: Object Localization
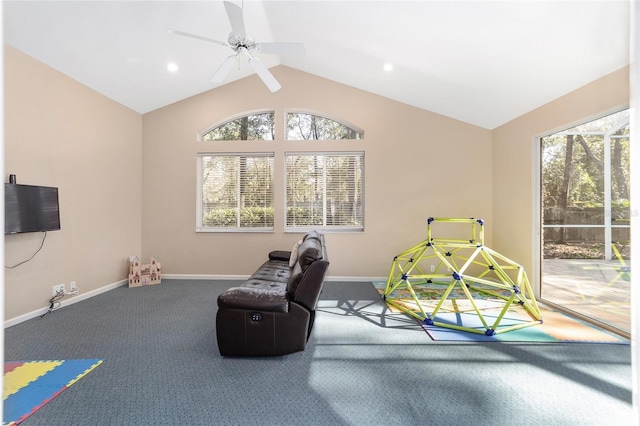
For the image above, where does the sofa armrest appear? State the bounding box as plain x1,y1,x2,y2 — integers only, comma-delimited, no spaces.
217,287,289,313
268,250,291,262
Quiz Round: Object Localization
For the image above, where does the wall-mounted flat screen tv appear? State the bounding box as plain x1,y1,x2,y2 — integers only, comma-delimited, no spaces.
5,183,61,234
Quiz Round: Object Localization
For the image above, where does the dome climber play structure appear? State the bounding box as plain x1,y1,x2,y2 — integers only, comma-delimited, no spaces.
384,217,542,335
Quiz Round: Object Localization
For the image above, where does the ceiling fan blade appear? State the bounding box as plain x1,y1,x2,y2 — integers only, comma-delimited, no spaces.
168,29,227,47
256,42,306,56
248,56,281,92
211,55,237,83
224,1,246,39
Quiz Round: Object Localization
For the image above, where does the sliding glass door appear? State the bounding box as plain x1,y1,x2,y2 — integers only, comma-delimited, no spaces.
540,109,630,335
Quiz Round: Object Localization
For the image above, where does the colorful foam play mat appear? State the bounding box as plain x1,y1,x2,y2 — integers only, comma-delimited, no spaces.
373,281,627,343
3,359,103,425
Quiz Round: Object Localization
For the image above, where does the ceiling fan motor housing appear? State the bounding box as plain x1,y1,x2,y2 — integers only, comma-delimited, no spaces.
228,33,255,52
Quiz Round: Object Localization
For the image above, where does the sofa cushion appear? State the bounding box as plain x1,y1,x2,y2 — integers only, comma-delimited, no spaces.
249,263,290,284
286,263,304,297
303,230,322,242
243,278,287,290
297,238,322,271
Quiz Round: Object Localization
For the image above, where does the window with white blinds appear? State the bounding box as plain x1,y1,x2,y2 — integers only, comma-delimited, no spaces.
286,152,364,231
197,153,274,232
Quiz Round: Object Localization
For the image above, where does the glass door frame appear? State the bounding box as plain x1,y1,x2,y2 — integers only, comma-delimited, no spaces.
534,108,630,338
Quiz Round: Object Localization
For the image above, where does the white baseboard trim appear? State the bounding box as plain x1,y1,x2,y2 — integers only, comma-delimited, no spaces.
162,274,250,280
4,279,128,328
4,275,385,328
162,274,385,282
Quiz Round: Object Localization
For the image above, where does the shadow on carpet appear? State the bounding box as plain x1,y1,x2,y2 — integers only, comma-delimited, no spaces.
3,359,103,425
372,281,627,344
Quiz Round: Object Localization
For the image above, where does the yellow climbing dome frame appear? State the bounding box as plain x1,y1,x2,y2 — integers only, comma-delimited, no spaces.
384,217,542,335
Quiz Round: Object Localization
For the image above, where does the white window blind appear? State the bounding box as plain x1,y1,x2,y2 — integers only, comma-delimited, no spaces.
197,153,274,232
286,152,364,231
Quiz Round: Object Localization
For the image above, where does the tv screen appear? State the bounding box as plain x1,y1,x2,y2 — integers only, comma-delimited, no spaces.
5,183,61,234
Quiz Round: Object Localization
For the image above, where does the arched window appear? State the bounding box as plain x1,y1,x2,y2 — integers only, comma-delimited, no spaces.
196,109,365,233
201,111,275,141
286,112,363,140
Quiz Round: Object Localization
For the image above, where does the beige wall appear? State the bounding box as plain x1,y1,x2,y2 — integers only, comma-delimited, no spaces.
491,66,630,296
4,46,143,320
5,44,628,321
141,66,493,278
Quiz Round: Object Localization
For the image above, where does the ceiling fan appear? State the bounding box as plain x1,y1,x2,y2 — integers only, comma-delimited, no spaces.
169,0,305,92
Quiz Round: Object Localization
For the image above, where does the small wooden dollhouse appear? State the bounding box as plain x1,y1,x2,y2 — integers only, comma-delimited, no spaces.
128,256,162,287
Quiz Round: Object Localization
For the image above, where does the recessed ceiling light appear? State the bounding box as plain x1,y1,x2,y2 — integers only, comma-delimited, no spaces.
383,63,393,71
167,62,179,73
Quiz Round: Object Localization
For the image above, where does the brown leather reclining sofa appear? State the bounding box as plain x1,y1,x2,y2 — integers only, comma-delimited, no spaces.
216,231,329,356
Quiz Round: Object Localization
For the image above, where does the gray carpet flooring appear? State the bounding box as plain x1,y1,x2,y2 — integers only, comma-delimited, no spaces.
4,279,633,425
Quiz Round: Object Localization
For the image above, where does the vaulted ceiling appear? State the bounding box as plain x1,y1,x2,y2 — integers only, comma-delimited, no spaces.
3,1,631,129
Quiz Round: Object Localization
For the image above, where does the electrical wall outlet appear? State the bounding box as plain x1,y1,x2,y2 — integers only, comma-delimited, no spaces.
69,281,78,292
52,283,65,297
